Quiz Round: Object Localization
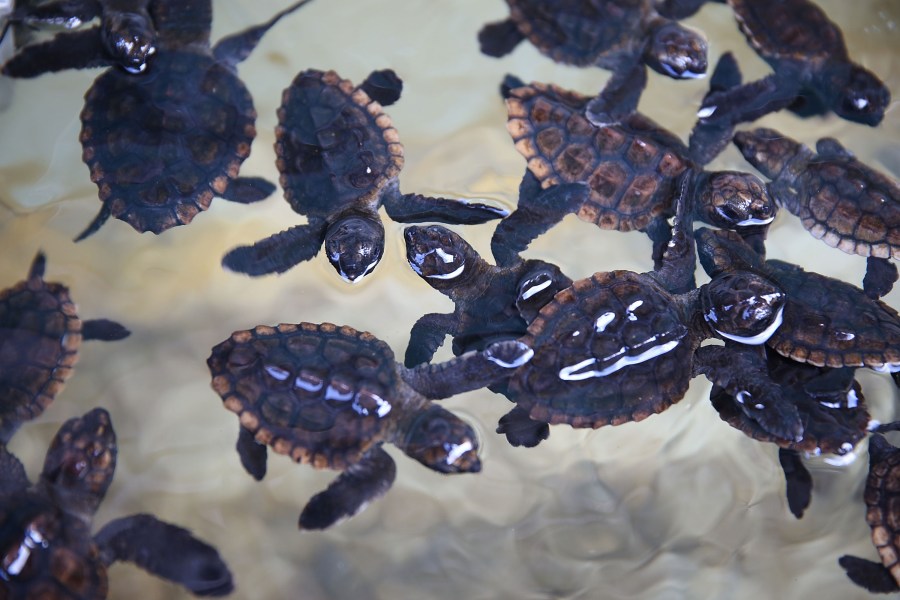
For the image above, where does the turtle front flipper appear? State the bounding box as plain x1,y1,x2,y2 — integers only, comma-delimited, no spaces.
497,406,549,448
221,220,326,276
863,256,898,299
478,18,524,58
298,445,396,530
95,513,234,597
0,445,28,494
688,51,742,166
383,191,508,225
697,73,799,127
360,69,403,107
81,318,130,341
654,0,713,20
838,555,900,594
584,61,648,126
74,201,113,242
211,0,313,68
491,173,591,267
778,448,812,518
405,312,457,368
219,176,277,204
1,27,114,77
237,424,267,481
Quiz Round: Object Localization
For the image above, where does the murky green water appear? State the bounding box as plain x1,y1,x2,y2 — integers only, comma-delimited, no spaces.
0,0,898,598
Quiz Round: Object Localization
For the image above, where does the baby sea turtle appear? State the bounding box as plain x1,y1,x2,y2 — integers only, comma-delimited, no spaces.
207,322,531,529
839,422,900,594
693,0,890,126
495,67,775,270
696,227,900,375
478,0,708,125
0,252,129,443
221,68,506,283
732,127,899,299
709,345,870,518
0,408,234,597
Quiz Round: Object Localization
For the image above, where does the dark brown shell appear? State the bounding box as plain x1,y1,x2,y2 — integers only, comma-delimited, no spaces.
506,82,692,232
729,0,847,67
275,69,404,219
0,257,81,431
508,271,693,427
208,322,400,470
80,51,257,233
862,436,900,586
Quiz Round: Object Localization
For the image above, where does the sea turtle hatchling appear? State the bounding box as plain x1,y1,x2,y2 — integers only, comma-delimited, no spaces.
0,408,234,598
494,65,776,270
207,322,532,529
0,252,129,444
732,127,899,299
477,0,709,125
839,422,900,594
4,0,314,239
221,68,506,283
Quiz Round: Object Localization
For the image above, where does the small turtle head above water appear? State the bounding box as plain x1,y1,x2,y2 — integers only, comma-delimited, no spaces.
702,271,786,345
401,404,481,474
644,20,708,79
325,216,385,283
823,63,891,127
101,10,156,74
698,171,777,230
404,225,473,291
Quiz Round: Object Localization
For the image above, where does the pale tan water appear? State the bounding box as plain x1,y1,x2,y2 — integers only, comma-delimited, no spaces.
0,0,898,598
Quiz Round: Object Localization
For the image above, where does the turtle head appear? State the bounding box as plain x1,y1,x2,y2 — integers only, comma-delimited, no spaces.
702,272,786,345
325,215,384,283
102,11,157,74
823,63,890,126
732,128,804,181
644,20,708,79
404,225,480,292
402,405,481,474
698,171,776,231
40,408,117,520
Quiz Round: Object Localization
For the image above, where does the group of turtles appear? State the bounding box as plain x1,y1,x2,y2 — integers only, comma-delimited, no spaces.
0,0,898,597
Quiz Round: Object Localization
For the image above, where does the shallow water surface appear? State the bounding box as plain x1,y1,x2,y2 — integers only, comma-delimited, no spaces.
0,0,898,598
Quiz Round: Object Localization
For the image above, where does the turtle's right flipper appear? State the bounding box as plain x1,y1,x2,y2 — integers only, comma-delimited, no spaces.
478,19,523,58
838,555,900,593
405,312,456,368
689,51,742,166
497,406,549,448
360,69,403,107
585,62,647,126
697,74,798,127
82,319,130,341
778,448,812,518
221,221,325,276
2,27,113,77
384,192,508,225
74,202,113,242
863,256,898,299
0,444,28,493
299,445,396,530
237,425,267,481
220,177,276,204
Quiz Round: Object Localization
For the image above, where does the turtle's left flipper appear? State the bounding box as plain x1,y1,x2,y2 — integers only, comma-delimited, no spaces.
839,555,900,594
213,0,313,67
2,27,113,77
863,256,898,299
81,319,130,341
497,406,549,448
585,61,647,127
220,177,276,204
384,192,508,225
478,19,524,58
778,448,812,518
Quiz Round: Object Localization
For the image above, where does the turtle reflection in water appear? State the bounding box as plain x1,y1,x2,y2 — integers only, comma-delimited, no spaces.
207,322,531,529
0,252,129,443
221,68,506,283
0,408,234,598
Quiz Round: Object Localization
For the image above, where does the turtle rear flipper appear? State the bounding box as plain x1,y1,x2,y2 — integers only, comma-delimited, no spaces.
478,19,524,58
82,318,130,341
863,256,898,299
0,445,28,494
839,555,900,594
584,61,648,126
360,69,403,107
237,425,267,481
383,191,507,225
220,176,276,204
1,26,113,77
95,514,234,597
221,221,326,276
778,448,812,518
298,446,396,530
497,406,549,448
211,0,313,67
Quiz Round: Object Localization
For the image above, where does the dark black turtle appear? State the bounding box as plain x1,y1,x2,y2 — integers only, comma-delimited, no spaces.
0,408,234,598
494,59,776,270
207,321,531,529
0,252,129,444
478,0,709,125
839,422,900,594
696,227,900,377
221,68,506,283
732,127,899,299
709,344,871,518
690,0,890,126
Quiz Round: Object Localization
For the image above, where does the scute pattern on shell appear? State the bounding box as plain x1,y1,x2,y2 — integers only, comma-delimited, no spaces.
275,69,404,217
208,322,399,470
510,271,692,427
863,439,900,585
80,51,257,233
506,82,692,232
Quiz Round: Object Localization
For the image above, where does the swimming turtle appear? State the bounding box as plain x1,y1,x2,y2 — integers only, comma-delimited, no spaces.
493,177,796,447
0,252,129,444
709,344,870,518
839,422,900,593
477,0,709,125
0,408,234,597
494,60,776,270
207,321,531,529
732,127,899,299
695,227,900,376
690,0,890,126
221,68,506,283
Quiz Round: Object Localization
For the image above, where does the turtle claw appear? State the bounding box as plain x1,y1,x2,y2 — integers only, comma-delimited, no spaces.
497,406,549,448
